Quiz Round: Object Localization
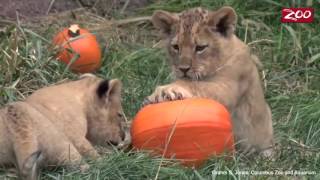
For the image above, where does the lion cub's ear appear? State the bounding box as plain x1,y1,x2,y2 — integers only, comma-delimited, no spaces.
208,6,237,37
96,79,122,101
152,10,179,36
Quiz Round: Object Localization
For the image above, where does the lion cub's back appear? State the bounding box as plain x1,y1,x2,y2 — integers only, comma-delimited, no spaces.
27,80,88,106
0,108,14,165
24,79,94,140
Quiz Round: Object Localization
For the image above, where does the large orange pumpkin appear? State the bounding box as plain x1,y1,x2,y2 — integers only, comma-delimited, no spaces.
53,24,101,73
131,98,234,167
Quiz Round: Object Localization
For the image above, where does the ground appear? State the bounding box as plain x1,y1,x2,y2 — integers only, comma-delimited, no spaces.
0,0,149,19
0,0,320,179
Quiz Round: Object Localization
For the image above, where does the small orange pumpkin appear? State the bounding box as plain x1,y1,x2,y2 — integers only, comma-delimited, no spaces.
53,24,101,73
131,98,234,167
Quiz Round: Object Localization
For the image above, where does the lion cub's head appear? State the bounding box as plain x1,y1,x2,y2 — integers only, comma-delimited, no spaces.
152,7,237,80
82,75,126,147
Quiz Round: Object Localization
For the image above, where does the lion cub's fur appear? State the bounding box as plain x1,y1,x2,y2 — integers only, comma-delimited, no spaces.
0,75,125,179
146,7,274,156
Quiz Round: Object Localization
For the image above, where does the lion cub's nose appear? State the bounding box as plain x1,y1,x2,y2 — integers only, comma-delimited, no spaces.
179,66,190,74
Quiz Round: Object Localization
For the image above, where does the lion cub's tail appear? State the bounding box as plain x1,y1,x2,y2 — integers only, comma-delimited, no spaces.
21,150,43,180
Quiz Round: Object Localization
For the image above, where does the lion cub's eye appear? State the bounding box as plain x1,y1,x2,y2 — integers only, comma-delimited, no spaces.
195,45,208,53
172,44,179,51
117,112,123,118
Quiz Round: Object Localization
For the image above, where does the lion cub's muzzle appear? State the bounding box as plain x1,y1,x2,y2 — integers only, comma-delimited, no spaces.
110,122,131,149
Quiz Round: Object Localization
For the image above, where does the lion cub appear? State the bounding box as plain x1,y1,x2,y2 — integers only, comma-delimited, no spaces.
145,7,274,156
0,75,125,179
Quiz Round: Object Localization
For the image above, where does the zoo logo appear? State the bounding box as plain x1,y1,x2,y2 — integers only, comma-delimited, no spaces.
281,8,314,23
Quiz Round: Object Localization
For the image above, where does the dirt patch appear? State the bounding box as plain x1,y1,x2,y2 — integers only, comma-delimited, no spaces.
0,0,150,20
0,0,79,20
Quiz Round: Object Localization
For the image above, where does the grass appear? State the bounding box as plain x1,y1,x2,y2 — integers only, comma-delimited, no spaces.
0,0,320,179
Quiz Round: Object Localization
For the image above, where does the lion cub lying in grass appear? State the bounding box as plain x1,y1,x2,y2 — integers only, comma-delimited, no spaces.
145,7,274,157
0,74,125,180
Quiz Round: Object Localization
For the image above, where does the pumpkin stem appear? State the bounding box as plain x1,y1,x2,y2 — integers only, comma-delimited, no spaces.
68,24,80,37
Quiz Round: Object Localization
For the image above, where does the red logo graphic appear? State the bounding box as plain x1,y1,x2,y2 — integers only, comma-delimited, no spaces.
281,8,314,23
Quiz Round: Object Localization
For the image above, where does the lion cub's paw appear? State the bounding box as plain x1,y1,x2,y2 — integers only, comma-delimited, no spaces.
79,163,90,173
261,148,274,159
144,84,193,105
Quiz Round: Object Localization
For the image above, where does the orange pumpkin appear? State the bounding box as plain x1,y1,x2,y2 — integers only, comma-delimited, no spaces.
53,24,101,73
131,98,234,167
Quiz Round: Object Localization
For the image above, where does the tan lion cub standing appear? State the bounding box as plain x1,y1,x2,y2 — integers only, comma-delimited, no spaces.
0,75,125,180
145,7,274,156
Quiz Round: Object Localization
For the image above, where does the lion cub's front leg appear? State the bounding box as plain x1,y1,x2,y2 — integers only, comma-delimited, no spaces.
144,83,193,105
71,137,100,159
